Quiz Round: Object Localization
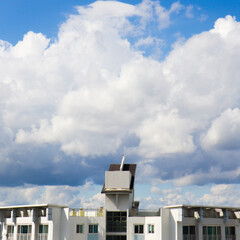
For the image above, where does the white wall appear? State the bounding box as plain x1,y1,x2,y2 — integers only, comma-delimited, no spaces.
105,194,132,211
105,172,131,189
161,208,169,240
68,216,105,240
127,216,145,240
127,216,161,240
145,217,161,240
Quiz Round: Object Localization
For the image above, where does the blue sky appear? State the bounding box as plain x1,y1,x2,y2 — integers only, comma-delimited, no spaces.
1,0,239,45
1,0,240,208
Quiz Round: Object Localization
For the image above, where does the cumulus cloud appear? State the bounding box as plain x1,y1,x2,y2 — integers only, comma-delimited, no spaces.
174,167,240,186
141,183,240,208
0,182,104,207
202,108,240,150
0,0,240,193
200,184,240,206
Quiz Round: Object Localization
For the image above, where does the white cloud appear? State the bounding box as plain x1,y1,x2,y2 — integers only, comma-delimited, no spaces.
185,5,194,18
11,31,49,58
174,167,240,186
202,108,240,150
210,15,238,38
0,181,102,207
0,0,240,190
134,36,155,47
141,182,240,208
169,2,184,14
134,110,196,158
9,12,240,162
200,184,240,206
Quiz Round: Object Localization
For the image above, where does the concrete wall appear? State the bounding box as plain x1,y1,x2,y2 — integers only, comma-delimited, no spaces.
68,216,105,240
105,172,131,189
105,194,133,211
2,205,240,240
145,217,161,240
127,216,161,240
60,208,69,240
161,208,169,240
169,208,240,240
1,208,55,240
168,208,184,240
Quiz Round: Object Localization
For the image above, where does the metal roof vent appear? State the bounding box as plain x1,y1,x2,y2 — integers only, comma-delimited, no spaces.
120,154,125,171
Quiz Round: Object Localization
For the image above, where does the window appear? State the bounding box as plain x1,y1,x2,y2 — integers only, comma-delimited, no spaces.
7,225,14,234
89,224,98,234
134,225,144,234
225,226,235,240
39,225,48,234
7,225,14,240
106,211,127,232
18,225,32,234
106,235,126,240
183,226,195,240
203,226,221,240
17,225,32,240
148,224,154,234
76,225,83,233
38,225,48,240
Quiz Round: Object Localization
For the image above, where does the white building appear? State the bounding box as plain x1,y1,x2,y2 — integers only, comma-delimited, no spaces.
0,159,240,240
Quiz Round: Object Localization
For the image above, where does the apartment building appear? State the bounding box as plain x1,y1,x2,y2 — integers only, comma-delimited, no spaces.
0,157,240,240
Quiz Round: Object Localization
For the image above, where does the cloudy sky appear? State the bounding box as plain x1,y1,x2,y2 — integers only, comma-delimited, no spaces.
1,0,240,208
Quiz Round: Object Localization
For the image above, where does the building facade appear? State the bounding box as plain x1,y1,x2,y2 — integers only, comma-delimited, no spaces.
0,160,240,240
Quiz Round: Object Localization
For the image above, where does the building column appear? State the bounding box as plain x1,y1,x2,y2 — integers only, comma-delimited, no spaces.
196,208,203,240
2,222,6,240
221,224,225,240
196,222,202,240
13,223,17,240
177,222,182,240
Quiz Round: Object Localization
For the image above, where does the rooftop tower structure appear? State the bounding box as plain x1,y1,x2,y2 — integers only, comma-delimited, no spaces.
101,155,137,240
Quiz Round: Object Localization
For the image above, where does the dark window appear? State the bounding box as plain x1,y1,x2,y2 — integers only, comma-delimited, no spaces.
18,225,32,234
76,224,83,233
183,226,189,235
134,225,144,234
225,226,236,238
203,226,221,238
7,226,14,234
190,226,195,235
39,225,48,234
183,226,195,239
106,212,127,232
106,235,126,240
89,224,98,233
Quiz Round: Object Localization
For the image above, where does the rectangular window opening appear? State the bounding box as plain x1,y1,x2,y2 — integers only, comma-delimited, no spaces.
76,224,83,233
89,224,98,234
148,224,154,234
134,225,144,234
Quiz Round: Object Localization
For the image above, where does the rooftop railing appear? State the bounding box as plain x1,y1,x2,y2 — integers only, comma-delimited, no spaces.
129,209,161,217
70,208,104,217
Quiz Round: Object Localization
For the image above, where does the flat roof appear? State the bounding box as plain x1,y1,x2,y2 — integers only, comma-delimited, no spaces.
0,203,68,210
164,204,240,211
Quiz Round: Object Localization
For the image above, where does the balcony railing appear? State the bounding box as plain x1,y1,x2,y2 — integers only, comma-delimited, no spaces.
7,233,14,240
129,209,160,217
69,208,104,217
226,236,236,240
183,235,196,240
203,235,221,240
38,233,48,240
17,233,32,240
